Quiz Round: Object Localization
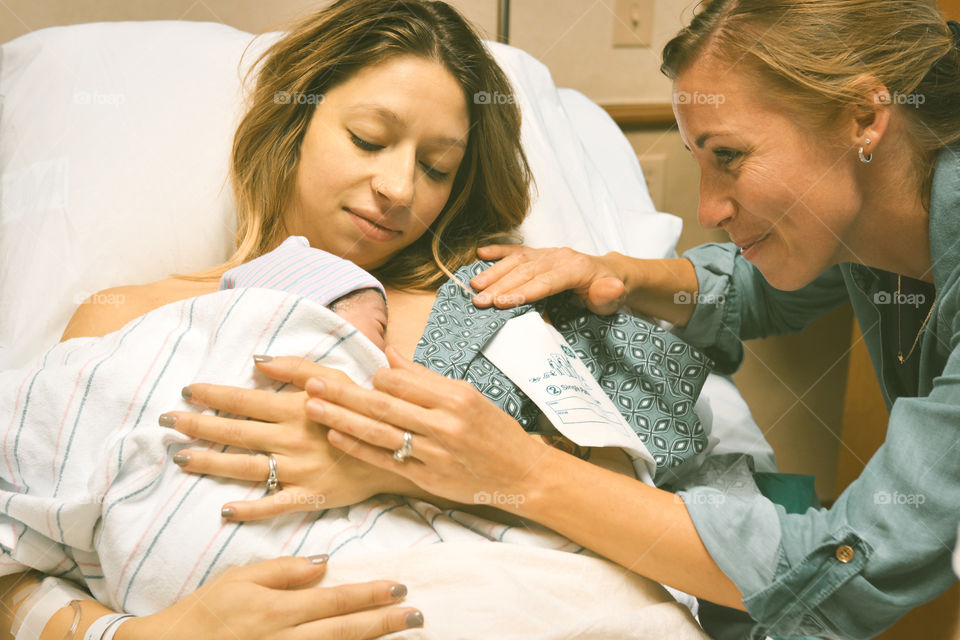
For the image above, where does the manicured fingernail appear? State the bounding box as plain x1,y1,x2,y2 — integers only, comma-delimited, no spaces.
474,293,490,305
173,452,190,466
405,611,424,628
181,386,193,401
253,354,273,363
390,584,407,599
220,506,235,518
158,413,177,428
306,378,325,395
308,554,329,565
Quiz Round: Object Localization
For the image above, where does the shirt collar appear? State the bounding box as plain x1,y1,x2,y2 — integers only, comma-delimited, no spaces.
929,146,960,294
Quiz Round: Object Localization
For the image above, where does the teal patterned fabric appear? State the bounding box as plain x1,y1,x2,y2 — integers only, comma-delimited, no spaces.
414,261,713,482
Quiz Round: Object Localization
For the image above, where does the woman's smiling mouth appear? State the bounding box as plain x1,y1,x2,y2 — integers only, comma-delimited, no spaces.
734,232,771,259
344,207,402,241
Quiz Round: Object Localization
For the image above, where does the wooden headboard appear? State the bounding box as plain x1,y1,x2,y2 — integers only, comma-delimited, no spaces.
602,103,675,128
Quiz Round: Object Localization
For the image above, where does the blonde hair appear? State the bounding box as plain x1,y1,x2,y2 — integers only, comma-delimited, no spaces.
661,0,960,196
191,0,530,290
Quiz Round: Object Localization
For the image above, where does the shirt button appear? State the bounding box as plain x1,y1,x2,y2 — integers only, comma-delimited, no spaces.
835,545,855,563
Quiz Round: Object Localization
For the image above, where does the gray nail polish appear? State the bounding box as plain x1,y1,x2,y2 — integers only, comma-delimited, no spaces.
158,413,177,428
181,386,193,401
308,554,329,564
173,452,190,466
405,611,424,628
390,584,407,599
253,354,274,363
220,506,235,518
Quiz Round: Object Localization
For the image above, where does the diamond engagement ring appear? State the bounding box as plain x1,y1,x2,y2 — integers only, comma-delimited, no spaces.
393,431,413,463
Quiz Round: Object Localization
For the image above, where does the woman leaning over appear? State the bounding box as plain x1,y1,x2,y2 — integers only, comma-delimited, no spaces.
299,1,960,638
0,1,531,638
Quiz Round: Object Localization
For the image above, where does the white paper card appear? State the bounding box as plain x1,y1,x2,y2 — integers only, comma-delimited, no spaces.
482,311,655,484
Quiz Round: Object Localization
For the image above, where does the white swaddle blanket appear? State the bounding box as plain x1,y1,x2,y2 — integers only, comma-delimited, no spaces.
0,288,706,638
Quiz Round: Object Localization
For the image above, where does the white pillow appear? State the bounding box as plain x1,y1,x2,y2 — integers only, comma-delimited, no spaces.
0,22,256,369
0,21,681,370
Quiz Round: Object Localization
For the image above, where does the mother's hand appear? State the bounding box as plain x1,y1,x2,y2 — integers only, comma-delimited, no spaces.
472,244,626,314
306,347,550,509
121,556,422,640
165,357,406,521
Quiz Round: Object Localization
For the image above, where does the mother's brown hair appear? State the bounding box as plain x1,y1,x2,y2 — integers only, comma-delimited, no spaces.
661,0,960,198
215,0,530,290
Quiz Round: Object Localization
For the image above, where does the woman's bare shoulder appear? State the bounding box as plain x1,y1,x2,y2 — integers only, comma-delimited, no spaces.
60,278,220,341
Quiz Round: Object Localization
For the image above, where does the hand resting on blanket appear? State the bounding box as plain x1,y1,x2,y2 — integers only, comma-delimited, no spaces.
167,357,454,521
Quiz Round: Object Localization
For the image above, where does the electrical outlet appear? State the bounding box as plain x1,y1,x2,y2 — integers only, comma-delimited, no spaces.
612,0,654,47
638,154,667,210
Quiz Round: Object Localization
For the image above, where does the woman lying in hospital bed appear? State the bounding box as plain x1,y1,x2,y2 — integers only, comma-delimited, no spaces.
0,1,719,638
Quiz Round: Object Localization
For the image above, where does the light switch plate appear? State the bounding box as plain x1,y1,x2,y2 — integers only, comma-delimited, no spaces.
612,0,654,47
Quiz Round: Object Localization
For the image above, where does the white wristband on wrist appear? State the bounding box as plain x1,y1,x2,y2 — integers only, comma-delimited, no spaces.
12,577,90,640
84,613,135,640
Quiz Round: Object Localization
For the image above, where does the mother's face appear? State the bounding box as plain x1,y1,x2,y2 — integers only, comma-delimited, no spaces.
674,57,863,291
287,55,470,271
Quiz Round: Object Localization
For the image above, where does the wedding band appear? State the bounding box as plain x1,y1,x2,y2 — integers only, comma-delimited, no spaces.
266,454,280,492
393,431,413,463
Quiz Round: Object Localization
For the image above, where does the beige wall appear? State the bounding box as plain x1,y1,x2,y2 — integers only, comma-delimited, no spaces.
0,1,498,43
1,0,850,500
509,0,686,103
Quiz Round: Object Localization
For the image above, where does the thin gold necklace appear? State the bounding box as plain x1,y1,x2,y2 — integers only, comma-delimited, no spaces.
897,274,936,365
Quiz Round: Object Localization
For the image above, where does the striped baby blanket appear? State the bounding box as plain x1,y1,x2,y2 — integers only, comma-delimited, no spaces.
0,289,588,615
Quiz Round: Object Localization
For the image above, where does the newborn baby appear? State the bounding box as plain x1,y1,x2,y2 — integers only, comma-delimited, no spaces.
220,235,388,350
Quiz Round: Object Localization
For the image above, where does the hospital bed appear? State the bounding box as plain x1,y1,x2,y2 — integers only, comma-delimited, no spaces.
0,20,786,638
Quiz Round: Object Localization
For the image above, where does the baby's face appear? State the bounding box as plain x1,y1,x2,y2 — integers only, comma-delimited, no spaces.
332,288,388,350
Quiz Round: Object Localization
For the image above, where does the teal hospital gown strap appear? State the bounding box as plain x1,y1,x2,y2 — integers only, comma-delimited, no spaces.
413,262,714,481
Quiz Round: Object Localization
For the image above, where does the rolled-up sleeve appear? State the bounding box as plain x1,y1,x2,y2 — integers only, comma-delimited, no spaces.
677,322,960,639
674,243,849,374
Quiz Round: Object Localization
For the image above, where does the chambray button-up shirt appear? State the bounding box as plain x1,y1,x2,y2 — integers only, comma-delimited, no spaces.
674,146,960,640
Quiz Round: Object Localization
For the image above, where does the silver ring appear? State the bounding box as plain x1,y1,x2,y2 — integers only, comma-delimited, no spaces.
393,431,413,463
266,454,280,492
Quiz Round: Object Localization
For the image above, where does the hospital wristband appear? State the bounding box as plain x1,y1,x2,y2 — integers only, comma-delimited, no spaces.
83,614,135,640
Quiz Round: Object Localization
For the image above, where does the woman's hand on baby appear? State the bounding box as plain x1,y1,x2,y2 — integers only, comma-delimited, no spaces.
306,347,549,510
472,245,626,314
165,357,400,520
120,556,422,640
